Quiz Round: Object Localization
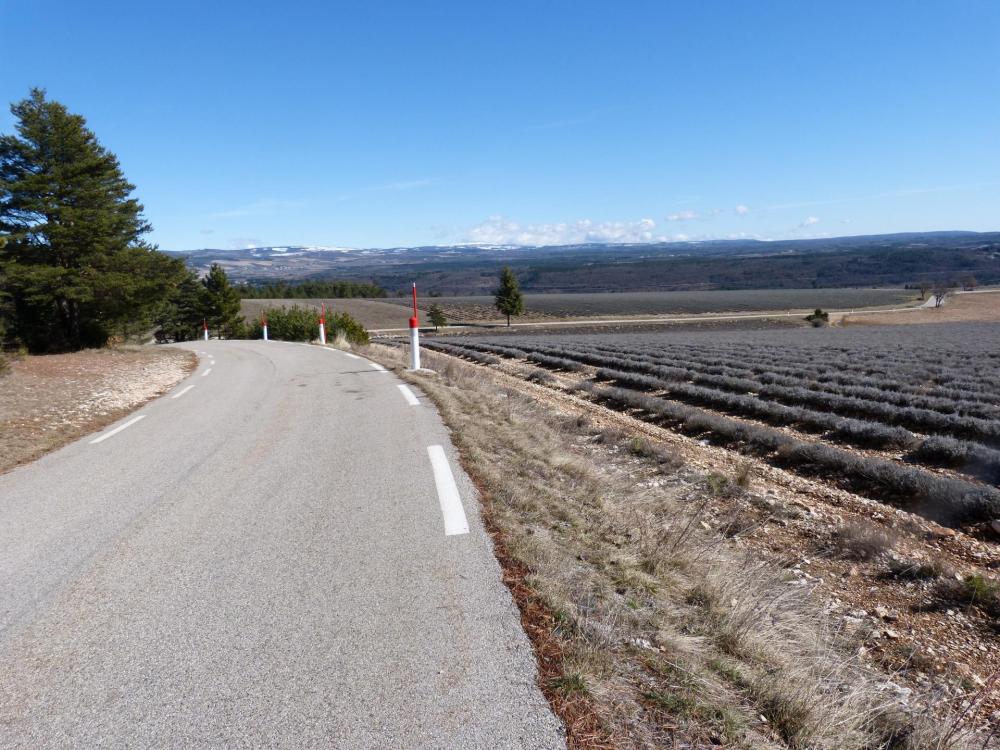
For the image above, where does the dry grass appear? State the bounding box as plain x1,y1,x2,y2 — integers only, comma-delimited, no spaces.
372,344,986,750
0,346,195,474
842,291,1000,327
829,520,897,561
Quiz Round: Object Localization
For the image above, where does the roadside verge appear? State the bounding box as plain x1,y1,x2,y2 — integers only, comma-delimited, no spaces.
367,343,990,750
0,346,196,475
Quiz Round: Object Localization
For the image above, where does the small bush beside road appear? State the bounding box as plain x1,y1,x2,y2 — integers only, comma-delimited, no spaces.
247,305,369,345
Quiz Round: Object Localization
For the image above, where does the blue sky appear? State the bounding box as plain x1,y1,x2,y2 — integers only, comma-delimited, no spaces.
2,1,999,250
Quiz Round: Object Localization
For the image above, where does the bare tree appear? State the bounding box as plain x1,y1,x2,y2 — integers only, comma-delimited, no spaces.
932,282,954,308
962,275,978,292
918,281,931,301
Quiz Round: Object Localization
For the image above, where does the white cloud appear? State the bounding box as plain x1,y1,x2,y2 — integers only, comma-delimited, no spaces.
735,204,750,215
464,216,663,246
667,210,699,221
228,237,264,249
799,216,820,227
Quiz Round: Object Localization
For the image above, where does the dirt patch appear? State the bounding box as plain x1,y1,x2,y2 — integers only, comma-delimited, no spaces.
0,347,195,474
842,290,1000,326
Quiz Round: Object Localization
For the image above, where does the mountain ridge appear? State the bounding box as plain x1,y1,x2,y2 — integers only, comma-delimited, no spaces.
165,231,1000,294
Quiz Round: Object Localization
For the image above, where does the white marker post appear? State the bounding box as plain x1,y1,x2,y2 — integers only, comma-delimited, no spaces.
261,310,268,341
409,282,421,371
203,319,209,341
318,303,327,345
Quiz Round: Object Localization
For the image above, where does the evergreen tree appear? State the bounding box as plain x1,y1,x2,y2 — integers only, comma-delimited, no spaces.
0,235,10,344
201,263,243,338
152,269,209,342
427,303,447,331
494,266,524,327
0,89,181,351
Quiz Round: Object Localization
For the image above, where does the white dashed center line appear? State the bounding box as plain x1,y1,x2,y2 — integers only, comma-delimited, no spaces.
171,385,195,399
368,362,388,372
202,368,212,377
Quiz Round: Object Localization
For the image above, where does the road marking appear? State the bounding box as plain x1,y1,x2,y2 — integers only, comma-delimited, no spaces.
324,347,362,361
90,415,146,444
427,445,469,536
171,385,195,399
202,368,212,377
368,362,388,372
397,384,420,406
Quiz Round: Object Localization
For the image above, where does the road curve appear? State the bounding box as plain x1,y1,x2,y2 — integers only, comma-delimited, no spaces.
0,340,564,749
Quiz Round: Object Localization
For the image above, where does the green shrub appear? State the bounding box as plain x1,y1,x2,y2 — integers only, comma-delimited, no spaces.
248,306,318,341
246,306,369,345
805,308,830,327
328,311,369,346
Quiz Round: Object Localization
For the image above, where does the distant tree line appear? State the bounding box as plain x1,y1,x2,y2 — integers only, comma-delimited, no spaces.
367,244,1000,296
236,280,387,299
0,90,245,351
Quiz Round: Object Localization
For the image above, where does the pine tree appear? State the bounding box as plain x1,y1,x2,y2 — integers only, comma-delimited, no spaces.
0,89,183,350
152,269,209,342
494,266,524,327
201,263,243,338
427,303,447,331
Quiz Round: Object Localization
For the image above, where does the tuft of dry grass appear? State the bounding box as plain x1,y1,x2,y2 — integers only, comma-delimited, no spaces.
829,520,897,561
370,343,986,750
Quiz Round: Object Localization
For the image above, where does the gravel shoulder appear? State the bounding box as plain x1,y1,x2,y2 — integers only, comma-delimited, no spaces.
0,347,195,475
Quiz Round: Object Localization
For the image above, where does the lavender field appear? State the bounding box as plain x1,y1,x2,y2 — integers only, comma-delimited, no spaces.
426,322,1000,526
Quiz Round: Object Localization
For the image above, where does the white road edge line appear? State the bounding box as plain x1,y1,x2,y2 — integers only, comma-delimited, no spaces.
202,368,212,377
323,347,362,361
427,445,469,536
171,385,195,399
368,362,388,372
90,415,146,444
397,384,420,406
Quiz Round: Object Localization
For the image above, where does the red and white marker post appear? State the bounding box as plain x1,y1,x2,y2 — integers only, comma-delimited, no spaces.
203,319,209,341
318,303,327,345
261,310,268,341
409,282,421,370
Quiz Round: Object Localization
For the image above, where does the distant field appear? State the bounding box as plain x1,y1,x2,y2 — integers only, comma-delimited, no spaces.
385,288,918,323
240,298,414,330
843,289,1000,326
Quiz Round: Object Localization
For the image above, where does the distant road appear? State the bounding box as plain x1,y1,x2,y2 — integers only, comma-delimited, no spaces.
0,341,563,749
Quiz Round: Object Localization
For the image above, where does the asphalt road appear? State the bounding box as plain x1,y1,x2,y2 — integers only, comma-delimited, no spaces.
0,340,564,749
